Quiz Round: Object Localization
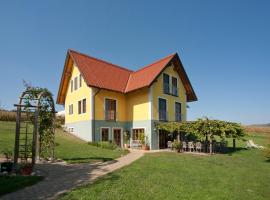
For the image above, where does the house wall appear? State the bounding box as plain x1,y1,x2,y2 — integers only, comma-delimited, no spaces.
64,63,188,148
65,64,93,141
152,63,187,122
94,90,127,121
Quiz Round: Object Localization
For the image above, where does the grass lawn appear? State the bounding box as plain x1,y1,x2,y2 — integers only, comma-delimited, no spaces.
60,132,270,200
0,121,128,164
0,176,43,196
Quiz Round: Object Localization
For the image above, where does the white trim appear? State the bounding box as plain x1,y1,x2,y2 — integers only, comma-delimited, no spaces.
68,104,73,115
103,97,118,121
100,127,110,141
112,127,123,147
130,127,147,140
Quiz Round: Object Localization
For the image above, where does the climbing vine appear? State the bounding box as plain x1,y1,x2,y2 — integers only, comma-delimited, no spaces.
21,85,55,159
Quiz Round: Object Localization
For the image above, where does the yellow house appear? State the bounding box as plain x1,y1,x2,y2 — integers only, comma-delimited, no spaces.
57,49,197,150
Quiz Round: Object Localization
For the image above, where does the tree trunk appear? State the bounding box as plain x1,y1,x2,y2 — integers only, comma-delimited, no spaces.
233,138,236,149
209,138,213,154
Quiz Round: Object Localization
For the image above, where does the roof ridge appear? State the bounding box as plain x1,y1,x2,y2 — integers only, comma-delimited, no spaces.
68,49,133,73
131,53,176,74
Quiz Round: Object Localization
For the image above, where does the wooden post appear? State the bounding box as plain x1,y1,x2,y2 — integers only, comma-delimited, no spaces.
14,106,21,164
32,109,39,165
233,138,236,149
209,138,213,154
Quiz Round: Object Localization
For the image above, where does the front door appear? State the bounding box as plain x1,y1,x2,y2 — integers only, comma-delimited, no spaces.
113,129,121,147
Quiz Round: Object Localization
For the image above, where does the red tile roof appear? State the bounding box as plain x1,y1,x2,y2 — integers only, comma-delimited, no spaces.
125,53,176,93
69,50,131,93
57,49,197,104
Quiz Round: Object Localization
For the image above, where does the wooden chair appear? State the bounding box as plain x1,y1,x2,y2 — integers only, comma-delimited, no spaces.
182,141,187,151
195,142,202,152
188,142,194,152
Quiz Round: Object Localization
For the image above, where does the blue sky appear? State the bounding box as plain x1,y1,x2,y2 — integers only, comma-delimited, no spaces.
0,0,269,124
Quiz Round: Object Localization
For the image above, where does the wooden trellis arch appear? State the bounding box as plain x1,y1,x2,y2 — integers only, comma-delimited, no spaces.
14,89,56,166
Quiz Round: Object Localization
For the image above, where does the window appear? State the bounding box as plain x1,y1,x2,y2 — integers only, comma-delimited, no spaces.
101,128,109,141
74,77,78,90
71,80,73,92
172,77,178,96
163,73,170,94
105,98,116,121
132,129,144,140
78,98,86,114
82,99,86,113
79,74,82,88
69,104,73,115
175,102,182,121
78,100,81,114
158,98,167,121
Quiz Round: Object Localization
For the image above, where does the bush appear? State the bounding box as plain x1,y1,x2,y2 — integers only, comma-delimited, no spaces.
88,141,119,150
55,116,65,128
172,140,182,152
265,141,270,161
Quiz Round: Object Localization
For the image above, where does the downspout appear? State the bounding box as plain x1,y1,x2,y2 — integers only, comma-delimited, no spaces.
92,88,100,141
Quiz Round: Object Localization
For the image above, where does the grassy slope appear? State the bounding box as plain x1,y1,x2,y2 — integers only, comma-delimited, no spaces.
60,133,270,200
0,121,128,163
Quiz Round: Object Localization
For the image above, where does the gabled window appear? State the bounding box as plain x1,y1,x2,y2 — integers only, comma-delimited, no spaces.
105,98,116,121
71,80,73,92
172,77,178,96
158,98,167,121
79,74,82,88
163,73,170,94
78,98,86,114
74,77,78,90
175,102,182,121
69,104,73,115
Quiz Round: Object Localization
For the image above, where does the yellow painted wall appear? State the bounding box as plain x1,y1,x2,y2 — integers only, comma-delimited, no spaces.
65,64,91,123
152,64,187,121
65,63,187,123
95,90,127,121
126,87,150,121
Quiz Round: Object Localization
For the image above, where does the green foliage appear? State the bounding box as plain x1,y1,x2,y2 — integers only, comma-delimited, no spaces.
172,140,182,152
138,132,145,145
156,117,246,143
1,149,13,161
88,141,119,150
265,141,270,161
20,85,55,159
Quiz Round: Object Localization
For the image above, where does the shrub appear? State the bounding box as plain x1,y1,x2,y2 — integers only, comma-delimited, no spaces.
88,141,119,150
172,140,182,152
55,116,65,128
265,141,270,161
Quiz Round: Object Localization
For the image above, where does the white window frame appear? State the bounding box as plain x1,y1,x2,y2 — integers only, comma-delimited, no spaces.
112,127,123,147
104,97,118,121
100,127,110,141
158,97,168,121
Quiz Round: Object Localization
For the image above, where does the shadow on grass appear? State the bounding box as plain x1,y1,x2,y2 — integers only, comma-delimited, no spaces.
62,157,115,163
219,147,248,156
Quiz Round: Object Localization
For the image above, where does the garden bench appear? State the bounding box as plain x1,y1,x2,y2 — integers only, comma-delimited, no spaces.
130,140,142,149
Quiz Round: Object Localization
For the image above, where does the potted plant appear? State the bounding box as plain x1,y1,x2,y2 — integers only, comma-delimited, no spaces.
172,140,183,153
20,163,33,175
123,131,130,149
141,135,150,150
